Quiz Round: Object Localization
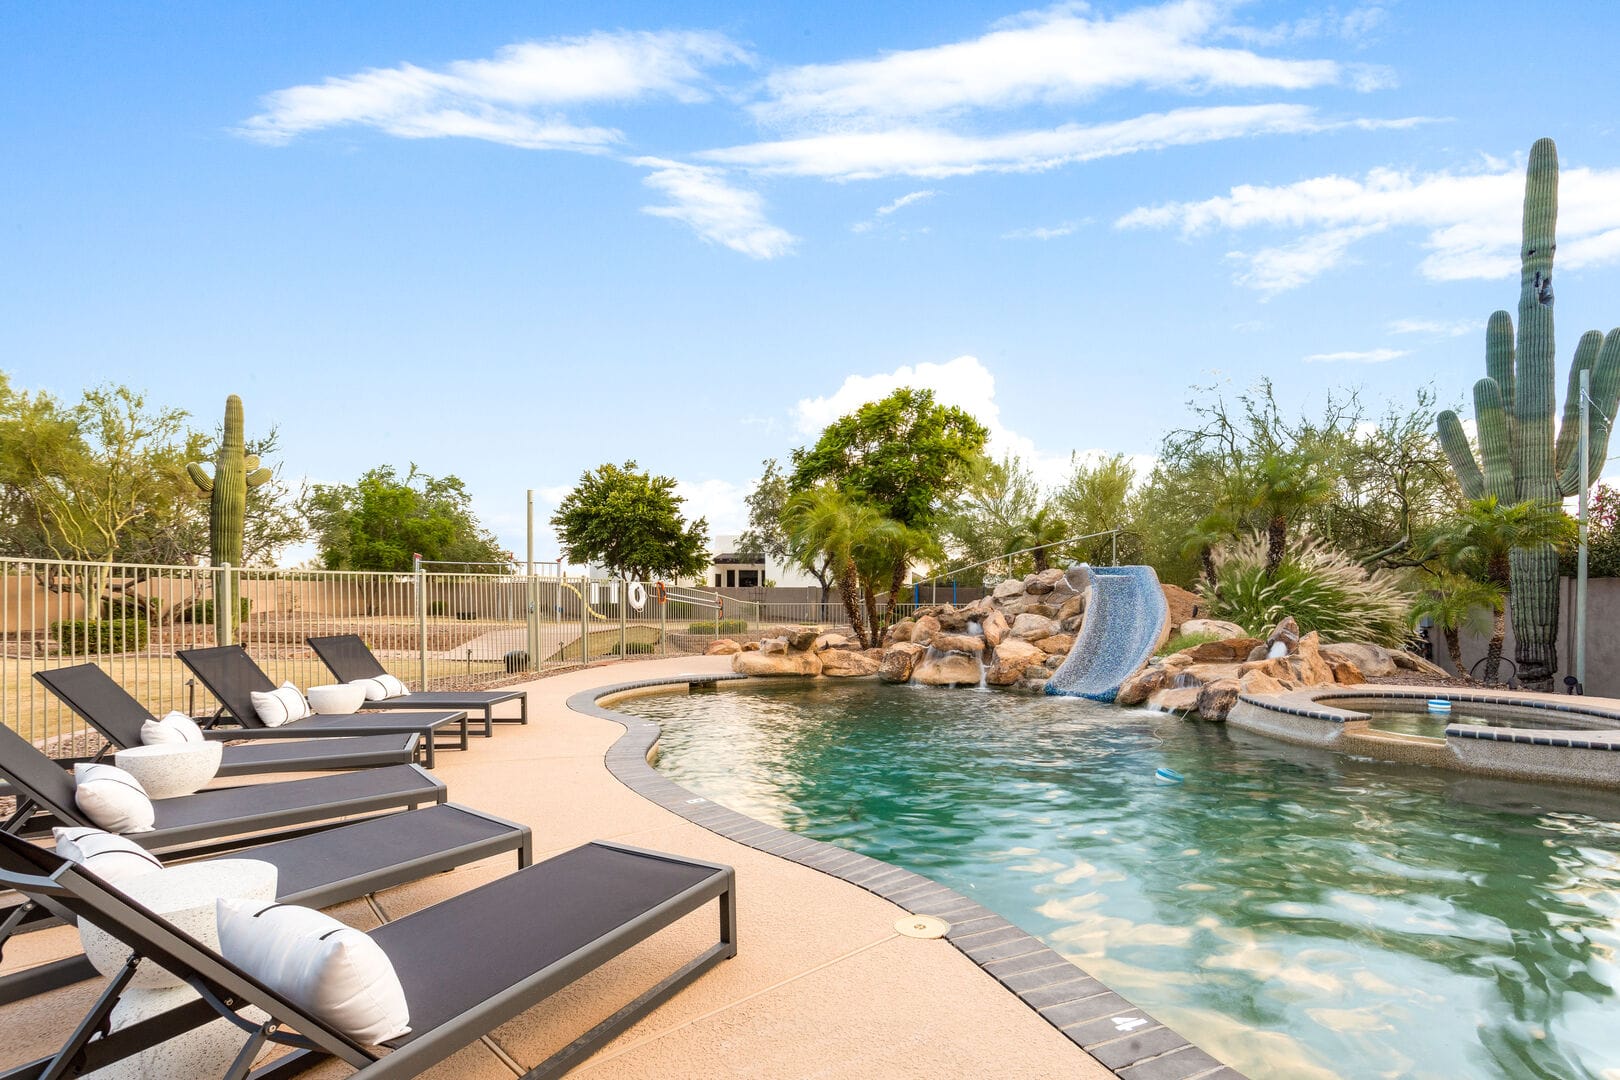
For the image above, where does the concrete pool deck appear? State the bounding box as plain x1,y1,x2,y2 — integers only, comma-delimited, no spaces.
0,656,1182,1079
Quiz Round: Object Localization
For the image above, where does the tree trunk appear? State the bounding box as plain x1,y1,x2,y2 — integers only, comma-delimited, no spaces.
1033,546,1050,573
885,556,906,631
1444,627,1464,677
862,581,882,649
1265,515,1287,577
1510,544,1560,691
1484,606,1507,686
1200,547,1217,589
836,562,868,649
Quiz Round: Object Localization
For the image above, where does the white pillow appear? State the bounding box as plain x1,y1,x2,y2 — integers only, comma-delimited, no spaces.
53,826,162,884
73,763,156,833
351,674,407,701
249,682,310,727
217,899,411,1044
141,710,205,745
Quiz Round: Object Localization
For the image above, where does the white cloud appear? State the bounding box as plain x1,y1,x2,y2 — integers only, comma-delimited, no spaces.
751,1,1357,129
793,354,1145,490
635,158,798,259
1119,155,1620,291
1388,317,1477,337
1302,348,1409,364
853,189,938,232
239,30,750,148
1219,4,1391,48
707,104,1424,182
674,478,751,534
1002,219,1089,240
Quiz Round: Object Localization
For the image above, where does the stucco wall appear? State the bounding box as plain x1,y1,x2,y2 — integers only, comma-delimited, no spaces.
1435,576,1620,696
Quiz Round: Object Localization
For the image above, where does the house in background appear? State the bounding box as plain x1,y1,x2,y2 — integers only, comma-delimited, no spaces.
702,534,820,589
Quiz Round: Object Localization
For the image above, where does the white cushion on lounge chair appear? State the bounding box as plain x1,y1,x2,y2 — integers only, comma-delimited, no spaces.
250,682,310,727
73,763,155,833
217,898,411,1044
53,827,162,884
140,710,205,745
351,674,407,701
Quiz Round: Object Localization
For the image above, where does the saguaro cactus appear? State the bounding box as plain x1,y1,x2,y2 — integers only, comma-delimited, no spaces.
187,395,272,568
1437,139,1620,690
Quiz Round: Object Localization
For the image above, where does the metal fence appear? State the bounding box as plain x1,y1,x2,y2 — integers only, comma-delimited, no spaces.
0,557,867,750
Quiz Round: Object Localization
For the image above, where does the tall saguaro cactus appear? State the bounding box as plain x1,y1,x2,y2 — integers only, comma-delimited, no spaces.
187,395,272,568
1436,139,1620,690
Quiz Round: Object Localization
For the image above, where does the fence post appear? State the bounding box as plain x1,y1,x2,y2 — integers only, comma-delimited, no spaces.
215,562,233,647
579,575,590,665
414,554,428,691
659,583,667,656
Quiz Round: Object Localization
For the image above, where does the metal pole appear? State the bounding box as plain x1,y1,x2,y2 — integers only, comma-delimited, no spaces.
215,563,233,647
1112,530,1118,567
1577,369,1591,690
660,582,667,656
619,577,627,659
526,491,538,672
579,574,589,665
414,553,427,691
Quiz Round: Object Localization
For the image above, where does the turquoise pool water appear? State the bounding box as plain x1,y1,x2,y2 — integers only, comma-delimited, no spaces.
1361,704,1605,740
622,680,1620,1080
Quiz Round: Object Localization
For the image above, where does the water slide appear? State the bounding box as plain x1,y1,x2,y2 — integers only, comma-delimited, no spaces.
1045,565,1169,702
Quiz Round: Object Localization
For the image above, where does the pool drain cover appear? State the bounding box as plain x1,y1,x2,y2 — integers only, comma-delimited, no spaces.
895,915,950,939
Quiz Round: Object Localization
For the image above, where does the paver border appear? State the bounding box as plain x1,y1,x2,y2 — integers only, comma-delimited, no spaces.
569,673,1247,1080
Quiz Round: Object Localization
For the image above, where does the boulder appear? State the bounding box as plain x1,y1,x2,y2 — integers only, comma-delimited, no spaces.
1033,633,1076,656
1056,593,1085,623
1000,598,1059,619
887,620,916,644
1010,613,1060,641
910,615,942,648
931,632,985,655
1239,669,1292,696
1195,679,1242,722
786,628,819,651
1026,570,1063,595
1391,650,1451,679
1264,616,1301,657
992,579,1026,601
1245,644,1270,662
1293,632,1335,686
985,639,1045,686
1042,654,1065,671
1064,565,1093,594
1148,687,1202,712
760,637,788,656
741,641,760,652
1329,660,1365,685
705,639,741,656
1179,619,1249,640
1178,662,1245,685
1116,667,1171,706
1178,637,1265,663
980,611,1010,647
935,607,971,632
813,632,850,651
879,642,925,683
911,651,984,686
1318,642,1395,677
734,649,822,677
1160,651,1200,670
821,650,883,677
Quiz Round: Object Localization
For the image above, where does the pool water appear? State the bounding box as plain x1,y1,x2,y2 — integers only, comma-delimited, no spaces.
1361,705,1601,740
622,680,1620,1080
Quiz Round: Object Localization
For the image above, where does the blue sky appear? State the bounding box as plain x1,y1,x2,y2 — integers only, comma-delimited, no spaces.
5,1,1620,564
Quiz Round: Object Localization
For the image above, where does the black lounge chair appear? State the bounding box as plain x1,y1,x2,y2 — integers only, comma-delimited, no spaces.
0,831,734,1080
0,720,445,854
33,664,419,778
177,645,470,768
0,802,532,1005
307,634,529,737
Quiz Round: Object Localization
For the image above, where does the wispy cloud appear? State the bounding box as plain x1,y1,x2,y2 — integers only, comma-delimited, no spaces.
238,30,751,148
1120,155,1620,291
1002,219,1089,240
852,189,937,233
1388,317,1477,337
751,1,1362,129
1219,4,1392,49
707,104,1426,181
1303,347,1409,363
636,158,797,259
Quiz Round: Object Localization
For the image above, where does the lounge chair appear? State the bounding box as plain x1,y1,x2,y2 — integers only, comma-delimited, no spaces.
33,664,419,778
176,646,470,769
0,830,734,1080
0,802,531,1004
307,634,528,737
0,720,445,854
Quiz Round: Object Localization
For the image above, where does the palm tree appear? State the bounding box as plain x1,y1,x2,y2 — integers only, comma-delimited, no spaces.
1246,450,1335,577
1425,496,1578,685
1410,573,1504,677
782,488,889,648
859,516,941,633
1008,506,1070,573
1180,508,1239,590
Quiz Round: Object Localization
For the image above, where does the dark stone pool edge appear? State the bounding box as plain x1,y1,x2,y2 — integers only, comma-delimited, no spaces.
569,674,1249,1080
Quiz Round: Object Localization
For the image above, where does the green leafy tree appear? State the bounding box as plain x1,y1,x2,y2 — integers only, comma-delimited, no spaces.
305,465,507,572
1052,452,1139,566
781,489,888,647
939,454,1039,581
1424,497,1578,685
1008,506,1070,573
1245,449,1335,577
550,461,709,583
736,457,836,598
1411,573,1504,676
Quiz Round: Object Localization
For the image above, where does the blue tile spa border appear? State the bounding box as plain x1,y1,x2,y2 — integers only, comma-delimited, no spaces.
569,673,1247,1080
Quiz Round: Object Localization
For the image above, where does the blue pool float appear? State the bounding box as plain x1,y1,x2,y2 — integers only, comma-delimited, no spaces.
1427,699,1453,714
1154,767,1184,785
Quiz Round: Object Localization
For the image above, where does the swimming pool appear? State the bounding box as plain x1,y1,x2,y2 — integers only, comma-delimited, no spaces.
620,679,1620,1080
1359,702,1614,740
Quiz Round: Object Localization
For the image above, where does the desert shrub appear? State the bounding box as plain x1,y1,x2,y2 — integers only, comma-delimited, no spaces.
177,597,252,624
428,600,448,616
1200,532,1413,647
624,642,656,655
686,619,749,635
1153,631,1228,657
101,595,162,620
52,619,149,654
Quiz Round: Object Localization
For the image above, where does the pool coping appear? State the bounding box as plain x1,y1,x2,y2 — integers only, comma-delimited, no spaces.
569,673,1248,1080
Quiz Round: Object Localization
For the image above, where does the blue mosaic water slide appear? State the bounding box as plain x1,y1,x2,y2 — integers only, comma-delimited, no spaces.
1045,565,1169,702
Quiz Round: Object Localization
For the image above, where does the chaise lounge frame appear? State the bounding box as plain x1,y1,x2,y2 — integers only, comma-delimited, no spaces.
307,634,529,737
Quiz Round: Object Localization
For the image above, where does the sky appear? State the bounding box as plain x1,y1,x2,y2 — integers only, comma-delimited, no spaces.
5,1,1620,566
